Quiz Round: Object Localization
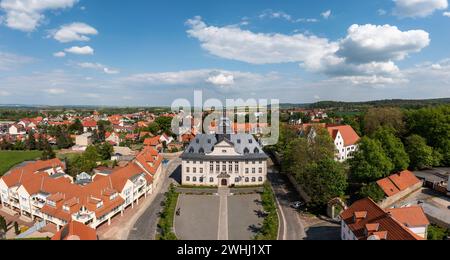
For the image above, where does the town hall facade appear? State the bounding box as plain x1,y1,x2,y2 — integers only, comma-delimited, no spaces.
180,115,269,187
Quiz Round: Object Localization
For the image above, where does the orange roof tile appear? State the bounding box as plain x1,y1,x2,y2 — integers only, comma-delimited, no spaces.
377,171,422,197
52,222,97,240
341,198,424,240
327,125,360,146
388,207,430,228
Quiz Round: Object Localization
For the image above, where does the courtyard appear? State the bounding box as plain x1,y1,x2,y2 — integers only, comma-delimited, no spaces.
174,192,264,240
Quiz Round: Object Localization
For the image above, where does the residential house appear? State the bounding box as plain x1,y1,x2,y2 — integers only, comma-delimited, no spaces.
82,120,98,133
75,133,93,148
327,125,360,162
340,198,428,240
106,132,121,146
377,170,423,208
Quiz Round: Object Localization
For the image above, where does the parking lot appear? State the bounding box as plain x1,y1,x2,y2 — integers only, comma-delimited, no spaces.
174,193,264,240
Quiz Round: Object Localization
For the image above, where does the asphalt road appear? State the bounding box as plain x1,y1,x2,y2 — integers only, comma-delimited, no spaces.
268,170,307,240
127,158,181,240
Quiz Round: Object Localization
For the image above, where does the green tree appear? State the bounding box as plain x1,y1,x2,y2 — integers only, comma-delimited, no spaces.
405,135,436,170
0,216,7,233
96,142,114,161
350,137,394,183
84,146,101,162
69,119,83,134
358,183,385,203
147,122,161,135
297,158,348,209
373,127,410,172
41,144,56,160
26,131,37,150
14,221,20,235
363,107,405,136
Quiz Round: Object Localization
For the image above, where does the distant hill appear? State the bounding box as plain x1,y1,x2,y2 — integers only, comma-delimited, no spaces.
281,98,450,110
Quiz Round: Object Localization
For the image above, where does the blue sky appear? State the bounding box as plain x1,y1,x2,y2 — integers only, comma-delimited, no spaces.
0,0,449,106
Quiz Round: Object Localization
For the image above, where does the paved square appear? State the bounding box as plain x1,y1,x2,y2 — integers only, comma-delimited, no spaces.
175,193,264,240
228,194,264,240
175,194,220,240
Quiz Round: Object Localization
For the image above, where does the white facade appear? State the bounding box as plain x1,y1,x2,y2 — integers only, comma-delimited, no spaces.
333,131,358,162
181,140,268,187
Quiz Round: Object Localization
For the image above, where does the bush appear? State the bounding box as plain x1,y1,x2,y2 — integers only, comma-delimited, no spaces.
428,225,449,240
254,182,279,240
157,184,179,240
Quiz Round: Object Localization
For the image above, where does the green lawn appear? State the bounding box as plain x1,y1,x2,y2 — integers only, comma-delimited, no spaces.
0,151,42,176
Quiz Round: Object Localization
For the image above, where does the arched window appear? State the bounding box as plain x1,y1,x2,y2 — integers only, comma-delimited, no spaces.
245,178,249,183
243,148,250,154
258,177,263,182
186,176,190,182
252,177,256,183
235,177,240,183
254,148,260,154
199,148,205,154
189,147,195,153
193,177,197,182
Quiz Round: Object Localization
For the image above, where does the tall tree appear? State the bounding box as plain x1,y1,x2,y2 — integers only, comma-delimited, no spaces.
69,119,83,134
297,159,348,209
358,183,385,203
405,135,437,170
363,107,405,136
350,137,394,183
373,127,410,172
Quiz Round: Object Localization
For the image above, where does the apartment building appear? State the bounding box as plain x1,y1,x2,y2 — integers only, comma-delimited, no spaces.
0,148,163,231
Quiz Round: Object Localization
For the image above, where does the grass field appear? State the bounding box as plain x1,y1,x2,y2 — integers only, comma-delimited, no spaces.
0,151,42,176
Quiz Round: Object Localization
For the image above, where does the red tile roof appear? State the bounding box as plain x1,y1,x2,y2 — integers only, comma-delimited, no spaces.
52,221,97,240
82,120,97,128
377,171,422,197
387,207,430,228
327,125,360,146
341,198,424,240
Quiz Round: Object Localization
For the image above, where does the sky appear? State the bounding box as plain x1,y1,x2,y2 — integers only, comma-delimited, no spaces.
0,0,450,106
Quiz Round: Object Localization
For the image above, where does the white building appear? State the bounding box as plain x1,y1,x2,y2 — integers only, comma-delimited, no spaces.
327,125,360,162
181,116,268,187
0,148,163,231
76,133,93,147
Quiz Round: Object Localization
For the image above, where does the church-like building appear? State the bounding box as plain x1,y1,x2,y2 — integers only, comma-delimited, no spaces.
180,113,268,187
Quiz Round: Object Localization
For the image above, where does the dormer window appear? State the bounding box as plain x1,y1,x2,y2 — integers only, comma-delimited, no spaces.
199,148,205,154
189,147,195,153
249,139,253,144
244,148,250,154
237,139,241,144
254,148,260,154
196,139,200,144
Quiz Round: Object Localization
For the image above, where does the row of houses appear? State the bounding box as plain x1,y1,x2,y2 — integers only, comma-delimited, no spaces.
0,147,163,231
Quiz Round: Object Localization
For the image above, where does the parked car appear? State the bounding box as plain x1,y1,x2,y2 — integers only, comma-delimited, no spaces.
290,201,305,209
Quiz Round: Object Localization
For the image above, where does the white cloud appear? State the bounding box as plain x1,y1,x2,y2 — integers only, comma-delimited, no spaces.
337,24,430,63
378,9,387,15
186,17,429,83
64,46,94,55
393,0,448,18
121,69,271,90
444,11,450,17
45,88,66,94
0,0,78,32
77,62,120,74
50,22,98,43
0,90,11,96
259,10,319,23
186,16,338,67
321,10,332,19
53,51,66,58
206,73,235,86
0,51,33,70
